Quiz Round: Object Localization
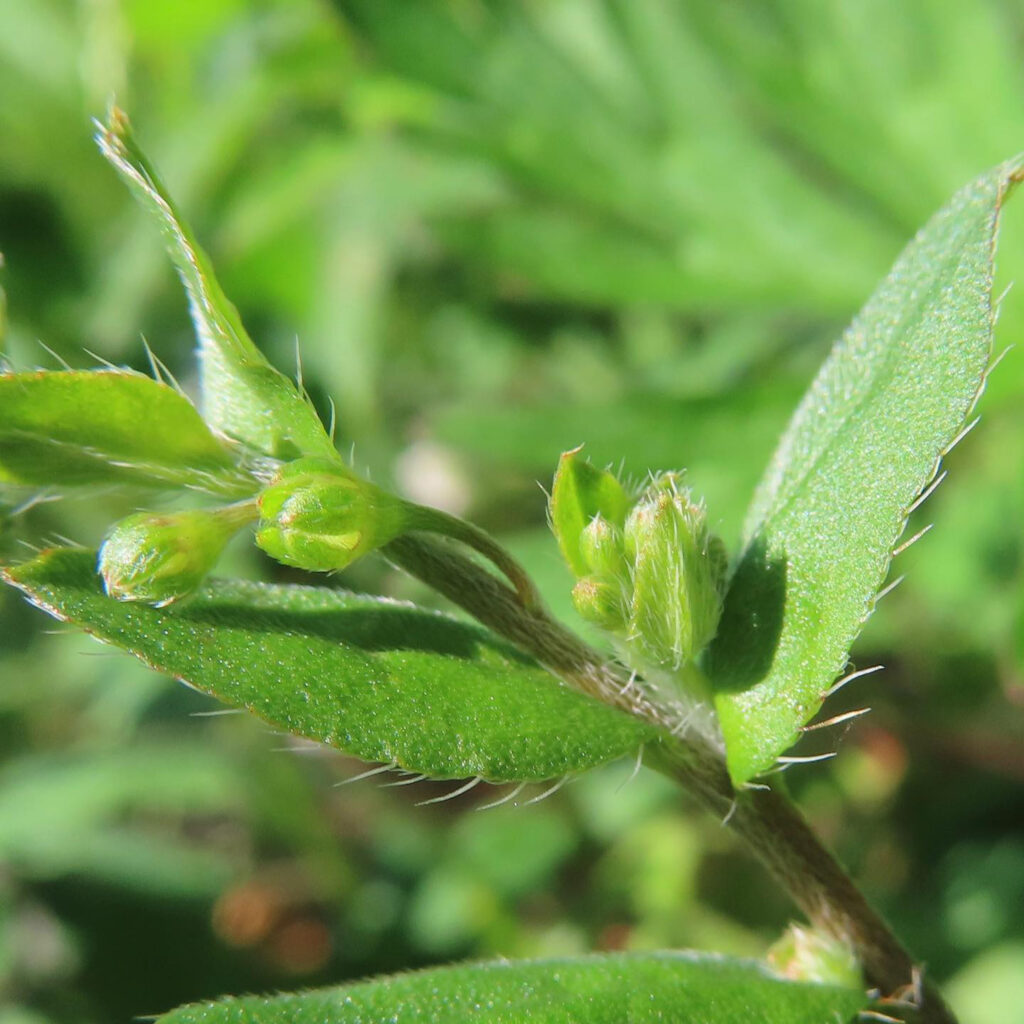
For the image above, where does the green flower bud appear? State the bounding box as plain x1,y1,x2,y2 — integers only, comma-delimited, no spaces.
625,474,727,670
572,575,627,630
99,503,254,606
257,457,543,609
256,458,408,572
767,925,860,988
579,514,627,578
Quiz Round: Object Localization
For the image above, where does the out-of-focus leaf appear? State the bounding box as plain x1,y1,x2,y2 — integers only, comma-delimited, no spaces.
95,109,338,462
946,941,1024,1024
4,548,653,783
436,385,798,476
156,951,867,1023
0,370,246,493
0,746,242,892
340,0,899,313
708,160,1022,784
437,384,800,547
691,0,1024,232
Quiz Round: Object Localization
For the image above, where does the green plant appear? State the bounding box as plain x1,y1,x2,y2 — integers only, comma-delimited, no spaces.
1,104,1018,1024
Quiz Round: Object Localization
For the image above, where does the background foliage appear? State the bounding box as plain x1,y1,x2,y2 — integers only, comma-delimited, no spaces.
1,2,1023,1022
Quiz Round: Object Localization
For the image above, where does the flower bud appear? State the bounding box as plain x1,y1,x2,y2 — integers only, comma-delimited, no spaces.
256,458,408,572
768,926,860,988
579,514,626,578
624,475,727,669
572,575,627,630
99,504,253,606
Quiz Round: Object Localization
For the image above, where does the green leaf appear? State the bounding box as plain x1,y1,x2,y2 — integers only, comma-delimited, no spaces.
0,746,241,894
0,370,245,493
549,447,630,577
155,951,867,1023
94,108,339,462
4,548,652,783
708,159,1023,784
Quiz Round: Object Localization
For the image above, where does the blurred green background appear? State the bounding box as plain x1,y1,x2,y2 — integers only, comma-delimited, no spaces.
2,2,1024,1022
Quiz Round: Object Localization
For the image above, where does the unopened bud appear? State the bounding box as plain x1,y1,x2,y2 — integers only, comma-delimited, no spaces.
99,503,254,606
256,458,407,572
572,575,626,630
625,475,727,669
579,515,626,578
768,925,860,988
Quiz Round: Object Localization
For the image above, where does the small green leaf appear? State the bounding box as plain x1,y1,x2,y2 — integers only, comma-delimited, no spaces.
95,108,338,462
550,447,630,577
5,548,652,783
708,159,1023,783
0,370,245,493
155,951,867,1023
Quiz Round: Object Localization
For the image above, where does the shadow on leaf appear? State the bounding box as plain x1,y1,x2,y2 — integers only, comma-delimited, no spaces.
705,537,787,695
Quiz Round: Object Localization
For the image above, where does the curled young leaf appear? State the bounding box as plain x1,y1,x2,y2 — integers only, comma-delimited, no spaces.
95,108,338,463
550,447,630,578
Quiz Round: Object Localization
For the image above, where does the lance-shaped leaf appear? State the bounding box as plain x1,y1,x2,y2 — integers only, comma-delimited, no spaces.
154,951,868,1023
0,370,246,493
4,549,653,783
95,108,338,463
708,159,1023,784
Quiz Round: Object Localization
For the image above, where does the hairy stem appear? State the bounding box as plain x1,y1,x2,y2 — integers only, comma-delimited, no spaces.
385,532,957,1024
648,740,955,1024
399,500,543,612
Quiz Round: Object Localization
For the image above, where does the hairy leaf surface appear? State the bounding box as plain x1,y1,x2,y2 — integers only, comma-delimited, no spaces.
0,370,244,492
708,159,1022,783
5,549,652,783
156,951,867,1024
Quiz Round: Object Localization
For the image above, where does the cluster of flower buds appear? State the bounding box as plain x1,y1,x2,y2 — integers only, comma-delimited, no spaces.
550,448,728,673
98,452,541,610
97,455,409,605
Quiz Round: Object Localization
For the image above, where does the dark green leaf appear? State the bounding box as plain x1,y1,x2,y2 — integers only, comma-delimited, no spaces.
0,370,245,493
708,159,1023,783
156,951,867,1024
5,548,653,783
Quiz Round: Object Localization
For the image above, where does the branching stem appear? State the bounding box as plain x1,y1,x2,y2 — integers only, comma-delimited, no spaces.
385,533,958,1024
